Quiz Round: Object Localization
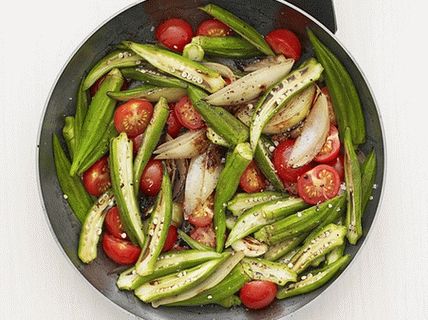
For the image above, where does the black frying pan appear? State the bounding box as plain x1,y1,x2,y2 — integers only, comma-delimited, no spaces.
37,1,385,319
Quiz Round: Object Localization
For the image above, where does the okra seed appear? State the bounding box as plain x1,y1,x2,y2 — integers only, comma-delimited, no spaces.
63,194,68,199
207,295,213,300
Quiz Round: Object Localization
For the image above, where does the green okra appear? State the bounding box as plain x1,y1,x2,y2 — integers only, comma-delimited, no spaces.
241,257,297,286
121,67,188,88
361,149,377,213
177,229,214,252
82,50,142,90
231,237,268,257
107,85,187,103
326,242,346,265
122,41,226,93
133,97,169,194
62,116,76,159
227,191,284,217
74,79,89,151
206,127,231,148
199,4,274,56
264,234,307,261
343,127,363,244
277,255,351,299
171,202,184,227
214,143,253,252
191,36,261,58
78,191,115,264
215,295,241,308
183,43,205,61
52,134,92,223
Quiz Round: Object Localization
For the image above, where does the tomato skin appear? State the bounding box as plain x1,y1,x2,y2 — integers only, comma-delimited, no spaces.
82,156,111,197
265,29,302,61
155,18,193,52
131,133,144,155
104,207,126,240
273,140,314,183
90,75,128,97
327,154,345,181
188,196,214,227
167,103,183,138
196,19,232,37
297,164,341,205
174,96,205,130
162,226,178,252
102,233,141,265
239,161,266,193
190,225,216,248
140,159,163,196
240,281,277,310
114,99,153,138
314,125,341,163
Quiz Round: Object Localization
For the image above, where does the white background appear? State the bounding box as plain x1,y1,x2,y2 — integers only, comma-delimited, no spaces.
1,0,427,319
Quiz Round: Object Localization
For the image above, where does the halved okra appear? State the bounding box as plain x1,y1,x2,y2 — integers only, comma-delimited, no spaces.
108,85,187,103
206,127,231,148
226,197,308,247
63,116,76,159
121,67,188,88
227,191,284,217
241,257,297,286
191,36,261,58
177,229,214,252
135,165,172,276
326,242,346,265
183,42,205,61
263,234,307,261
78,191,115,264
122,41,226,93
277,255,351,299
117,250,222,291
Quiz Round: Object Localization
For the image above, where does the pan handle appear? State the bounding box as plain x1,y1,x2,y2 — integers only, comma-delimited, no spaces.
287,0,337,33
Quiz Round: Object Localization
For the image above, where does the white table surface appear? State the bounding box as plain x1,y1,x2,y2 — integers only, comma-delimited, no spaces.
1,0,427,319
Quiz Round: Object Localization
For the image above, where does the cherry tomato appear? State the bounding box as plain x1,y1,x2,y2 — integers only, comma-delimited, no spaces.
188,196,214,227
297,164,341,205
114,99,153,138
240,281,277,310
283,181,298,196
196,19,232,37
190,225,216,248
167,103,183,138
326,154,344,181
155,18,193,52
314,125,341,163
102,233,141,265
273,140,314,183
223,77,232,85
174,96,205,130
162,226,178,252
82,156,111,197
265,29,302,61
321,87,337,125
140,159,163,196
104,206,126,240
239,161,266,193
90,75,128,97
131,133,144,155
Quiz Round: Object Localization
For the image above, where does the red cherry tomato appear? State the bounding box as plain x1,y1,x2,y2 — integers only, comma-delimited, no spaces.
104,207,127,240
167,103,183,138
265,29,302,61
314,125,341,163
155,18,193,52
174,96,205,130
196,19,232,37
188,196,214,227
131,133,144,155
297,164,341,205
82,156,111,197
321,87,337,125
114,99,153,138
102,233,141,265
162,226,178,252
326,154,344,181
240,281,277,310
140,159,163,196
223,77,232,85
273,140,314,183
239,161,266,193
190,225,216,248
90,75,129,97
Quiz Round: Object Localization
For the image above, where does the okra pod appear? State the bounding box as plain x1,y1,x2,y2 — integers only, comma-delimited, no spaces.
215,295,241,308
326,242,346,265
231,237,268,257
277,255,351,299
183,43,205,61
214,143,253,252
241,257,297,285
71,68,124,176
227,191,284,217
122,41,226,93
199,4,274,56
107,85,187,103
191,36,260,58
343,127,363,244
82,50,142,90
78,191,115,263
361,149,377,212
206,127,231,148
177,229,214,252
110,133,145,247
121,67,188,88
74,79,89,150
52,134,92,223
263,234,307,261
136,164,173,276
133,97,169,194
62,116,76,159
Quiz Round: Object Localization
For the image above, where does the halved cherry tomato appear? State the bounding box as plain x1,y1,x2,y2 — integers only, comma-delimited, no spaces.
314,125,340,163
297,164,341,205
102,233,141,265
240,281,277,310
82,156,111,197
239,161,266,193
167,103,183,138
162,226,178,252
188,196,214,227
104,206,126,240
190,225,216,248
140,159,163,196
90,75,128,97
273,140,314,183
131,133,144,155
196,19,232,37
265,29,302,61
327,154,344,181
321,87,337,125
114,99,153,138
155,18,193,52
174,96,205,130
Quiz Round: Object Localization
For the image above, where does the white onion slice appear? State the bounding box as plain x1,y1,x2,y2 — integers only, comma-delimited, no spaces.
202,62,237,82
154,129,209,159
231,237,268,257
243,55,288,72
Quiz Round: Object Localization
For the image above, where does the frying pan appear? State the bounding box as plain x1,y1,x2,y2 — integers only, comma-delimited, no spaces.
37,0,385,319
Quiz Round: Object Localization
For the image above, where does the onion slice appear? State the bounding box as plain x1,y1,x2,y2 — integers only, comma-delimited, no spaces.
231,237,268,257
154,129,209,159
243,55,288,72
202,62,237,82
288,90,330,168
